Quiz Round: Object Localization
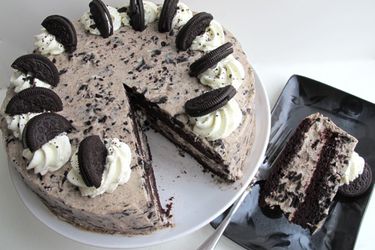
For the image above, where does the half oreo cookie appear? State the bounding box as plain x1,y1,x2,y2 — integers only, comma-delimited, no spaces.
128,0,146,31
78,135,108,188
185,85,237,117
338,163,373,198
41,15,77,53
158,0,179,33
11,54,59,86
176,12,213,51
190,42,233,77
89,0,113,38
5,87,63,115
23,113,73,152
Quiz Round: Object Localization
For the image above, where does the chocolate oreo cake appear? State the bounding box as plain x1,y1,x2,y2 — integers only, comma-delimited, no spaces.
0,0,255,235
259,113,365,233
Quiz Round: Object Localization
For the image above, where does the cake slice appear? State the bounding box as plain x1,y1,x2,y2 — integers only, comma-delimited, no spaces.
259,113,359,233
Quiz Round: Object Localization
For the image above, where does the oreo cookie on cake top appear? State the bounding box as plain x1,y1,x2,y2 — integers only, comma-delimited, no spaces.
40,15,77,53
176,12,213,51
11,54,60,87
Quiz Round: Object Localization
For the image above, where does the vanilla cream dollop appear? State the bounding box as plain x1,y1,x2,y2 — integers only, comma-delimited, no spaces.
120,1,159,27
34,29,65,55
199,55,245,89
67,138,132,198
80,6,121,35
22,133,72,176
6,113,41,139
191,20,225,52
341,152,365,185
10,70,51,93
190,99,242,141
171,2,193,29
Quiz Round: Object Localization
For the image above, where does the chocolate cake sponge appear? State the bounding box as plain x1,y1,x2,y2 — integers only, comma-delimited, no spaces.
259,113,358,233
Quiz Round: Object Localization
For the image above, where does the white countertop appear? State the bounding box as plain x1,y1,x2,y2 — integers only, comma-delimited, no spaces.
0,0,374,249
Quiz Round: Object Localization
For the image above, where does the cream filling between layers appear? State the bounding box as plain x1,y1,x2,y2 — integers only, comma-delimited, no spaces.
265,121,328,217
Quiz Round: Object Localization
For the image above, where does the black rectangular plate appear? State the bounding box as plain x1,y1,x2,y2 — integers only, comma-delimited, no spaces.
211,75,375,250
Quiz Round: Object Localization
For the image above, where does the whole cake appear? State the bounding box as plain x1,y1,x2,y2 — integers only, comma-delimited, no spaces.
259,113,368,233
0,0,256,235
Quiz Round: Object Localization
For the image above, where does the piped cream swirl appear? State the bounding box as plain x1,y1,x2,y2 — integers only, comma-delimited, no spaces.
34,29,65,55
199,55,245,89
6,113,41,139
190,99,243,141
171,2,193,29
120,1,159,27
341,152,365,185
80,6,121,35
22,133,72,176
67,138,132,198
10,70,51,93
191,20,225,52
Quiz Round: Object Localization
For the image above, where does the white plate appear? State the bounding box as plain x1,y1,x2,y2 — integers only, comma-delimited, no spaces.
8,73,270,248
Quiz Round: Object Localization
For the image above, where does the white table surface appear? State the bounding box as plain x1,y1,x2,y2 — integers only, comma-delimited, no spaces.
1,0,374,249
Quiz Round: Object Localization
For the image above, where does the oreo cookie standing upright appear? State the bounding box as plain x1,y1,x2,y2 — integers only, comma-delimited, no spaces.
23,113,73,152
41,15,78,53
185,85,237,117
176,12,213,51
158,0,179,33
128,0,146,31
89,0,113,38
11,54,60,87
78,135,108,188
190,42,234,77
5,87,63,115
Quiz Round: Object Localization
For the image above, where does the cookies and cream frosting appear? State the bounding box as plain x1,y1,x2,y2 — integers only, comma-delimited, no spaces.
198,55,245,89
191,20,225,52
80,6,121,35
5,113,41,139
190,99,242,141
34,29,65,56
67,138,132,198
10,70,51,93
120,1,159,27
22,133,72,176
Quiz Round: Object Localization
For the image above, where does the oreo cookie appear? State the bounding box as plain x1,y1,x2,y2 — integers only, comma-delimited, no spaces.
190,42,233,77
128,0,146,31
23,113,73,152
176,12,213,51
158,0,179,33
5,87,63,115
185,85,237,117
41,15,77,53
89,0,113,38
11,54,59,86
78,135,107,188
338,163,373,198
